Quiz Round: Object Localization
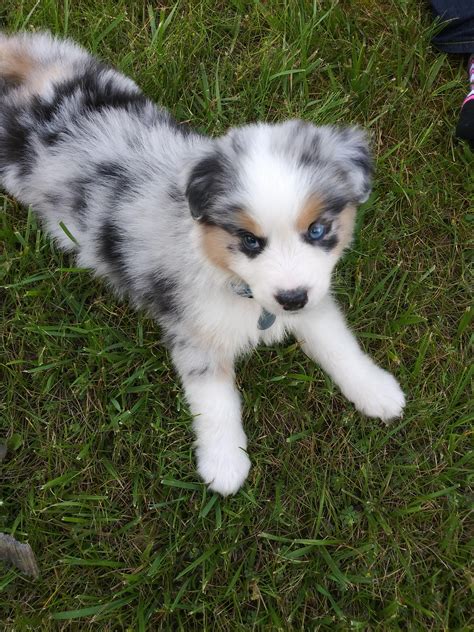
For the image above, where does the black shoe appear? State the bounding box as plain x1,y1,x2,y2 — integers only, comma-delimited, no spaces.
455,97,474,149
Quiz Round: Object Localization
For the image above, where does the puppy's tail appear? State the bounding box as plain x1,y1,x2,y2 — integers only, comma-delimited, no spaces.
0,34,35,84
0,32,89,97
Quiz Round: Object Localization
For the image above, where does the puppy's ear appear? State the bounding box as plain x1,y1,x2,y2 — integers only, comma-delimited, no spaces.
332,127,373,204
185,151,231,220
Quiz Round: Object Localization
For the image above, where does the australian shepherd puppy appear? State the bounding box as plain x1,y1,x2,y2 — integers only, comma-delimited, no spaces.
0,32,405,495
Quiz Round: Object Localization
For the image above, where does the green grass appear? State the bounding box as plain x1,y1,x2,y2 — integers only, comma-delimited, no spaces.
0,0,472,629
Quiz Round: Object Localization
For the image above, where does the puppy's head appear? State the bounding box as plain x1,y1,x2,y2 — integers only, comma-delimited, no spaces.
186,120,372,314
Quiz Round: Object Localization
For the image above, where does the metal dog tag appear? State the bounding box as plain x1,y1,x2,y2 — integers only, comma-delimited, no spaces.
257,309,276,330
230,281,276,330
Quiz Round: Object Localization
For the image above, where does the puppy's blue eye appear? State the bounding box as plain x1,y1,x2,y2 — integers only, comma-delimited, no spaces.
307,222,326,241
242,234,261,250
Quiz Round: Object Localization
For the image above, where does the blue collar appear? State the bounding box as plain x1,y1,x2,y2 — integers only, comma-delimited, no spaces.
230,281,276,330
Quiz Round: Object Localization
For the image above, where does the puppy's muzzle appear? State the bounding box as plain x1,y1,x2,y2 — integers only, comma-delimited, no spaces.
275,288,308,311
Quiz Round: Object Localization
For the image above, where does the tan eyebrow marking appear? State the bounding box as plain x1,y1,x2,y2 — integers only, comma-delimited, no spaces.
296,196,324,232
239,211,264,237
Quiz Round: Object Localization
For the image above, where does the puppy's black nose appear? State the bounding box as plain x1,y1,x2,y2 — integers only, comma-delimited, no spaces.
275,288,308,311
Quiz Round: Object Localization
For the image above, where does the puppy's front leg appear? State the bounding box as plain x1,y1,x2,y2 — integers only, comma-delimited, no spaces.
171,341,250,496
294,295,405,422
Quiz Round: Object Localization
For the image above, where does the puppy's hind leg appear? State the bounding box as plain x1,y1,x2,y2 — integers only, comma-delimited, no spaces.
170,339,250,496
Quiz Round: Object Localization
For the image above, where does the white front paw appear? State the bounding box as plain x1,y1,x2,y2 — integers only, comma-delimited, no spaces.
196,443,251,496
344,364,406,422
